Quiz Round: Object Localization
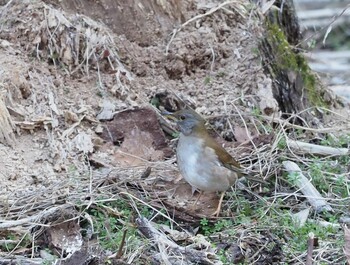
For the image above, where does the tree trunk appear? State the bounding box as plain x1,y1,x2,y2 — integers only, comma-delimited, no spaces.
260,0,336,124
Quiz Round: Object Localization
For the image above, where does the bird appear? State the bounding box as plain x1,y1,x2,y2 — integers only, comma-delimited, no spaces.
164,108,248,217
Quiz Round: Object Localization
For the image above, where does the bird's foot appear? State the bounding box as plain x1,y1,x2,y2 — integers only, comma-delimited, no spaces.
210,191,226,217
211,208,221,217
192,191,202,205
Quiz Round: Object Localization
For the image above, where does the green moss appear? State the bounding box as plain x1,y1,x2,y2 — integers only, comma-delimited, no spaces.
266,23,327,107
267,24,297,69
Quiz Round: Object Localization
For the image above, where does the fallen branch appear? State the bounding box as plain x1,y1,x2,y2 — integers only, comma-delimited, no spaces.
0,205,71,229
286,138,349,156
282,161,333,213
344,225,350,264
136,216,218,265
340,217,350,225
0,256,42,265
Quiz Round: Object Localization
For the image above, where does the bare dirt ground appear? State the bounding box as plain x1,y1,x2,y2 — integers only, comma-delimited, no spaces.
0,0,268,215
0,0,349,264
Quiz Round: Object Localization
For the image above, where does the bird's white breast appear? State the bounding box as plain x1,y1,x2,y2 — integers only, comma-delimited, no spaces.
176,134,232,192
177,135,202,182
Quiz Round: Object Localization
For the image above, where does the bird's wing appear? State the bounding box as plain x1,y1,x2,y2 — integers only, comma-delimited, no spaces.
205,140,269,184
200,133,268,185
202,134,244,175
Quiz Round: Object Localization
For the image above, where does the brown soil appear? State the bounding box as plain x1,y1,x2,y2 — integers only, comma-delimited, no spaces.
0,0,268,203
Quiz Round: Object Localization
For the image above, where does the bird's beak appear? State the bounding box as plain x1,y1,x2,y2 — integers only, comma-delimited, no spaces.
161,111,178,121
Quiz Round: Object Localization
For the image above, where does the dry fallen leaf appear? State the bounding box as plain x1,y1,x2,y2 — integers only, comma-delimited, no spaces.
97,100,115,121
114,127,164,166
48,220,83,255
72,131,94,153
101,108,172,166
234,126,251,143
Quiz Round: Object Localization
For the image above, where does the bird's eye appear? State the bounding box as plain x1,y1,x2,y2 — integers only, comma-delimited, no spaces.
179,115,186,121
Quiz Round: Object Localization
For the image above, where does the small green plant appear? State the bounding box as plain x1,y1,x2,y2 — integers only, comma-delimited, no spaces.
306,157,349,198
0,234,32,253
320,134,350,148
2,236,16,252
286,171,301,185
258,212,341,254
86,200,141,251
199,218,211,235
214,219,234,232
277,137,287,149
290,220,340,252
150,97,160,108
251,107,261,116
96,90,103,97
216,71,226,78
41,249,57,265
204,76,211,85
251,47,259,55
199,218,234,236
218,248,228,263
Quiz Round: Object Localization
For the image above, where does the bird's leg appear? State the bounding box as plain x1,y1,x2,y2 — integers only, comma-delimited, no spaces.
211,191,225,217
193,190,203,205
190,187,202,205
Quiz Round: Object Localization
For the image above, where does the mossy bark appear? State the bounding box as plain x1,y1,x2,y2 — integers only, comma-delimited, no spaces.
260,0,333,123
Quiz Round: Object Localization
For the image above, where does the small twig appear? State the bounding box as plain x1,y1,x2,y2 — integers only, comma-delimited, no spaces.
93,53,105,95
60,114,86,139
306,232,315,265
232,103,263,175
119,192,176,225
0,256,42,265
117,229,128,259
0,95,15,146
209,44,215,75
0,239,18,245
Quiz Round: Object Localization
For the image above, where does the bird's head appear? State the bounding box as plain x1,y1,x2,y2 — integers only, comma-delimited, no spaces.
164,109,206,136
